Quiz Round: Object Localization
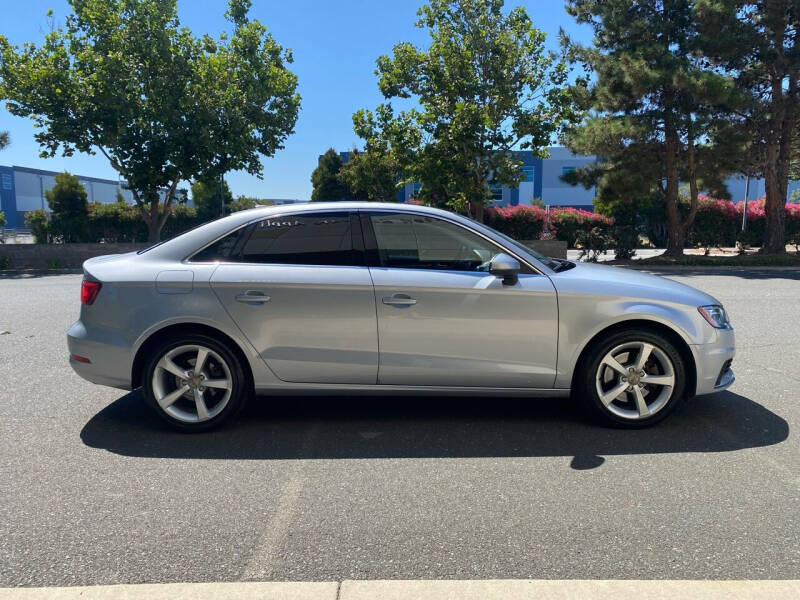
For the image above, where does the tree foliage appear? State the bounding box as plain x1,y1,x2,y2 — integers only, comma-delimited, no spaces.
0,0,300,241
695,0,800,253
0,131,8,151
45,171,89,242
191,177,234,221
338,148,399,202
562,0,742,257
311,148,351,202
354,0,580,218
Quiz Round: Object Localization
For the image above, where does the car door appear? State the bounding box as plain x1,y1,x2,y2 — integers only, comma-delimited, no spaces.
207,211,378,384
363,210,558,388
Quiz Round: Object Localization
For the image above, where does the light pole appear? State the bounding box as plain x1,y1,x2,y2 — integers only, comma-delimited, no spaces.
741,175,750,232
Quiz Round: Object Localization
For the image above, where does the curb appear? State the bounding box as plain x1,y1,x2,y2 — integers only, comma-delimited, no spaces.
2,580,799,600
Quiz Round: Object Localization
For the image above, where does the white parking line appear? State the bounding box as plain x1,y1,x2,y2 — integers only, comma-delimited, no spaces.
0,581,338,600
3,580,800,600
341,579,800,599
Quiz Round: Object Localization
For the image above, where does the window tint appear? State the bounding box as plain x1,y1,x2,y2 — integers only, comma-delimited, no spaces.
239,212,355,266
369,213,501,271
191,227,247,262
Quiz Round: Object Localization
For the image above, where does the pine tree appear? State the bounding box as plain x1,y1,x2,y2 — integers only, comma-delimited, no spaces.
563,0,740,256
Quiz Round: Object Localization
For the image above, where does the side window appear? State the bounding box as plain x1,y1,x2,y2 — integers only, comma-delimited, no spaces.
191,227,247,262
238,212,355,266
369,213,502,271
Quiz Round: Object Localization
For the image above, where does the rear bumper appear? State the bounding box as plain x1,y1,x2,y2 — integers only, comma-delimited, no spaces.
67,320,133,390
694,327,736,396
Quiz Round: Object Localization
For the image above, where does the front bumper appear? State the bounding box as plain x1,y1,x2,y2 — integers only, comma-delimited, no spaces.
67,320,134,390
694,326,735,396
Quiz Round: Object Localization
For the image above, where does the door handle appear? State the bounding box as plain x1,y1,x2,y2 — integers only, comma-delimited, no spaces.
235,292,271,304
382,294,417,307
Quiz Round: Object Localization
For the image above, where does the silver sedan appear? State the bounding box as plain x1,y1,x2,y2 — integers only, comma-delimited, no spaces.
67,202,735,431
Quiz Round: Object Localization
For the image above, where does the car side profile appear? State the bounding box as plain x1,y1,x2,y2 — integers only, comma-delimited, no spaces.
67,202,735,431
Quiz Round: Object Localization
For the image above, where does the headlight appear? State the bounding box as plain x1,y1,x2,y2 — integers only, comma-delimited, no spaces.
698,305,731,329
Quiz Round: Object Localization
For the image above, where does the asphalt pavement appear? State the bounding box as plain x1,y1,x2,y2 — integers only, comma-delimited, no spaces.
0,270,798,586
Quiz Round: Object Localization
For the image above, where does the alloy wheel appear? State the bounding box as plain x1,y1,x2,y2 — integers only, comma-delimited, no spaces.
151,344,233,423
595,341,676,420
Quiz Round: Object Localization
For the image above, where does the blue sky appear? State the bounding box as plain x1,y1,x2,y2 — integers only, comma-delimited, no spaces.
0,0,592,200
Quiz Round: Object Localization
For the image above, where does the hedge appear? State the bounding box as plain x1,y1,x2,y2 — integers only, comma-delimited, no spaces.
27,202,207,244
485,205,614,247
688,196,800,251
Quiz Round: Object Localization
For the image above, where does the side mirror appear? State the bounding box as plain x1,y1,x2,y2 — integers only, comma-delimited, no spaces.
489,253,520,286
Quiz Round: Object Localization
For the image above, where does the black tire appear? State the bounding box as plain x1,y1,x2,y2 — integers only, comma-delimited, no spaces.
575,329,687,428
142,333,250,432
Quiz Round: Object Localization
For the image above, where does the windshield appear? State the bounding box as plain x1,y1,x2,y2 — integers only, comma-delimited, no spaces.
471,218,562,271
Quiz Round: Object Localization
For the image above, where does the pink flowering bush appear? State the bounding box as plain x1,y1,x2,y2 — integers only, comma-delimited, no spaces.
485,205,548,240
689,195,739,251
549,207,614,247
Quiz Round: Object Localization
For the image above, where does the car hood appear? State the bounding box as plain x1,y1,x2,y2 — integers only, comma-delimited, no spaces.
551,261,720,307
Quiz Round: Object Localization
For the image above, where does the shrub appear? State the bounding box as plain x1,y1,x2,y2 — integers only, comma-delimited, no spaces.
46,172,91,242
0,256,8,270
577,226,613,262
25,209,51,243
484,205,547,240
785,202,800,249
550,207,613,248
689,196,738,252
0,210,5,229
736,199,766,249
87,201,148,242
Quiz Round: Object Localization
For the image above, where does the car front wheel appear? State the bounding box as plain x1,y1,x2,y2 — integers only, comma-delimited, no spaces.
578,329,687,428
143,334,248,431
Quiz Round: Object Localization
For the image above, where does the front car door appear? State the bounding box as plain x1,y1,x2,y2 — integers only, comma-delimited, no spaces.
363,210,558,388
203,211,378,384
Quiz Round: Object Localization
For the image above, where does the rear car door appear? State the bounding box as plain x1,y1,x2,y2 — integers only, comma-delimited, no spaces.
204,211,378,384
363,210,558,388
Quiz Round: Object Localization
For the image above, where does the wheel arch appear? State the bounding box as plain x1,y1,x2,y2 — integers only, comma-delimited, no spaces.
570,319,697,399
131,322,255,392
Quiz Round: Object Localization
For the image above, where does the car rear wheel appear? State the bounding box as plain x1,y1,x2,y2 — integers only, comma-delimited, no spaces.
577,329,687,428
143,334,248,432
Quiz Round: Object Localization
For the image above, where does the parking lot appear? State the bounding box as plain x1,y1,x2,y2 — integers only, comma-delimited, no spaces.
1,270,798,587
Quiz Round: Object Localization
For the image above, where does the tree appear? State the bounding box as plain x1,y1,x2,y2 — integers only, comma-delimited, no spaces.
562,0,741,256
45,172,89,242
191,177,234,221
311,148,351,202
0,131,8,151
354,0,579,220
0,0,300,241
338,149,400,202
696,1,800,253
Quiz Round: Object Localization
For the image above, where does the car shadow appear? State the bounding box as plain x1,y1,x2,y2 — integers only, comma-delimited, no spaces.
79,390,788,470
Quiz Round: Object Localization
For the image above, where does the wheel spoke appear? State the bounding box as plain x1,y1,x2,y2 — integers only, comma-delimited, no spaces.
601,355,629,376
159,356,188,379
158,385,189,409
194,347,209,374
635,343,654,371
641,373,674,387
194,389,209,420
632,386,650,417
203,378,230,390
600,381,628,406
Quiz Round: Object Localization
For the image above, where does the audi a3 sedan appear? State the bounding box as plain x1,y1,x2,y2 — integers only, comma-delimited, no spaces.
68,202,735,431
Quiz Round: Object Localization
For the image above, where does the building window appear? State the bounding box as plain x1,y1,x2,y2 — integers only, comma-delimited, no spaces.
490,184,503,201
1,174,12,190
520,166,534,182
561,166,577,176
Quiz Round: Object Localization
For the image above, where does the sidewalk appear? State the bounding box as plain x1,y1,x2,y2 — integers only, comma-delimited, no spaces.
3,580,799,600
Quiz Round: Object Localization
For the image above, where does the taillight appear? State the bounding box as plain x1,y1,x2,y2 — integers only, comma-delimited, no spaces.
81,280,102,305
